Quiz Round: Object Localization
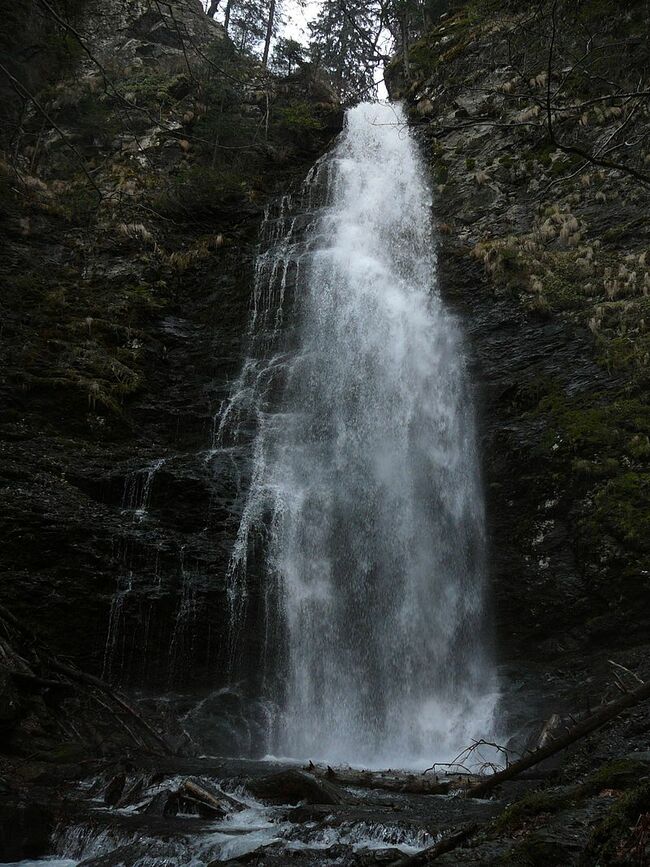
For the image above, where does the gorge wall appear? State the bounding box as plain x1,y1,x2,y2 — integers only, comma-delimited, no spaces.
388,0,650,743
3,1,650,863
1,0,341,755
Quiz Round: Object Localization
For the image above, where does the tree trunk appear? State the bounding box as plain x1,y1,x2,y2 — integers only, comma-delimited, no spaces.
262,0,276,67
224,0,233,33
335,21,352,100
401,15,411,81
309,763,451,795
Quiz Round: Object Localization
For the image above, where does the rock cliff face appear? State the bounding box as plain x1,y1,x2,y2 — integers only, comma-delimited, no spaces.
1,0,341,751
388,0,650,832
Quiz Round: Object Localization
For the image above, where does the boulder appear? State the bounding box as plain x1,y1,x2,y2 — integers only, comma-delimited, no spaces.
103,772,126,806
0,799,53,861
246,769,348,805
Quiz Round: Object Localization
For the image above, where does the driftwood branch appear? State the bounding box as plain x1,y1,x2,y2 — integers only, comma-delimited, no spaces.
50,658,170,754
608,659,644,686
425,739,513,777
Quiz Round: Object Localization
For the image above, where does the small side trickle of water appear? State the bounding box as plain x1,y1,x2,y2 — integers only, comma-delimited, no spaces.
101,570,133,683
121,457,166,522
101,457,168,685
169,546,199,682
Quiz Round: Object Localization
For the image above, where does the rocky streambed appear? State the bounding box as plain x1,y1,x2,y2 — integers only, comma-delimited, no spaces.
5,747,650,865
0,756,531,865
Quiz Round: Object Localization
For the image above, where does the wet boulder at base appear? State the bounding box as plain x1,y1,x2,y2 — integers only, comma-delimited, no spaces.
246,769,350,805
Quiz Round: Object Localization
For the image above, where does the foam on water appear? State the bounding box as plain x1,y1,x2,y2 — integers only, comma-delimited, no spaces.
49,777,435,865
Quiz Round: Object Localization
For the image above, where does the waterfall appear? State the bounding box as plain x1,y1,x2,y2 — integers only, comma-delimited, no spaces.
218,102,497,769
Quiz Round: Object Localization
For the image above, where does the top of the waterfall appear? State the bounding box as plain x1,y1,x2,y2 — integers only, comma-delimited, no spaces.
343,102,409,148
346,101,406,124
328,100,434,295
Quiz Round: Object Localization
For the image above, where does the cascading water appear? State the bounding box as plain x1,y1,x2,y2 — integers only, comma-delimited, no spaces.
217,102,497,768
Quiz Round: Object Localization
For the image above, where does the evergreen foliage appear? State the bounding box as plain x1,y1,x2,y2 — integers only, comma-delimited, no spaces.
308,0,385,102
227,0,269,53
270,37,306,75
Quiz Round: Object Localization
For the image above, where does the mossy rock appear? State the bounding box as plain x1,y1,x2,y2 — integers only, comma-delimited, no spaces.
494,787,577,834
503,834,580,866
571,457,620,478
153,165,250,220
494,759,650,845
586,473,650,551
585,780,650,864
536,393,650,457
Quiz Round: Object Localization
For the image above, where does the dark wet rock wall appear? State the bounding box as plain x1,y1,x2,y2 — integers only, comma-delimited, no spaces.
391,0,650,737
0,0,342,728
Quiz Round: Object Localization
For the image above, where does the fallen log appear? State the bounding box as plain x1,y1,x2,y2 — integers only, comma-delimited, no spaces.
103,772,126,806
116,776,145,809
468,674,650,799
390,823,481,866
178,778,246,817
10,671,75,697
141,789,179,817
309,763,451,795
49,658,170,755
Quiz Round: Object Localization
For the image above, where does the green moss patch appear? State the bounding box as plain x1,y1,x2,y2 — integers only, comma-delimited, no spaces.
494,760,649,838
536,393,650,458
585,780,650,864
586,473,650,552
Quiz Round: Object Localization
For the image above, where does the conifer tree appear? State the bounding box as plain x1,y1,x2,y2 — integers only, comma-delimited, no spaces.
309,0,387,102
271,36,307,75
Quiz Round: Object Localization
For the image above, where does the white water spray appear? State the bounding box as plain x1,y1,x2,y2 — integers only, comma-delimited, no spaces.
218,102,497,768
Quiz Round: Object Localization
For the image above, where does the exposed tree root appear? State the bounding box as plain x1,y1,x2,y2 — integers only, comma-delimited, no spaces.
0,602,171,755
